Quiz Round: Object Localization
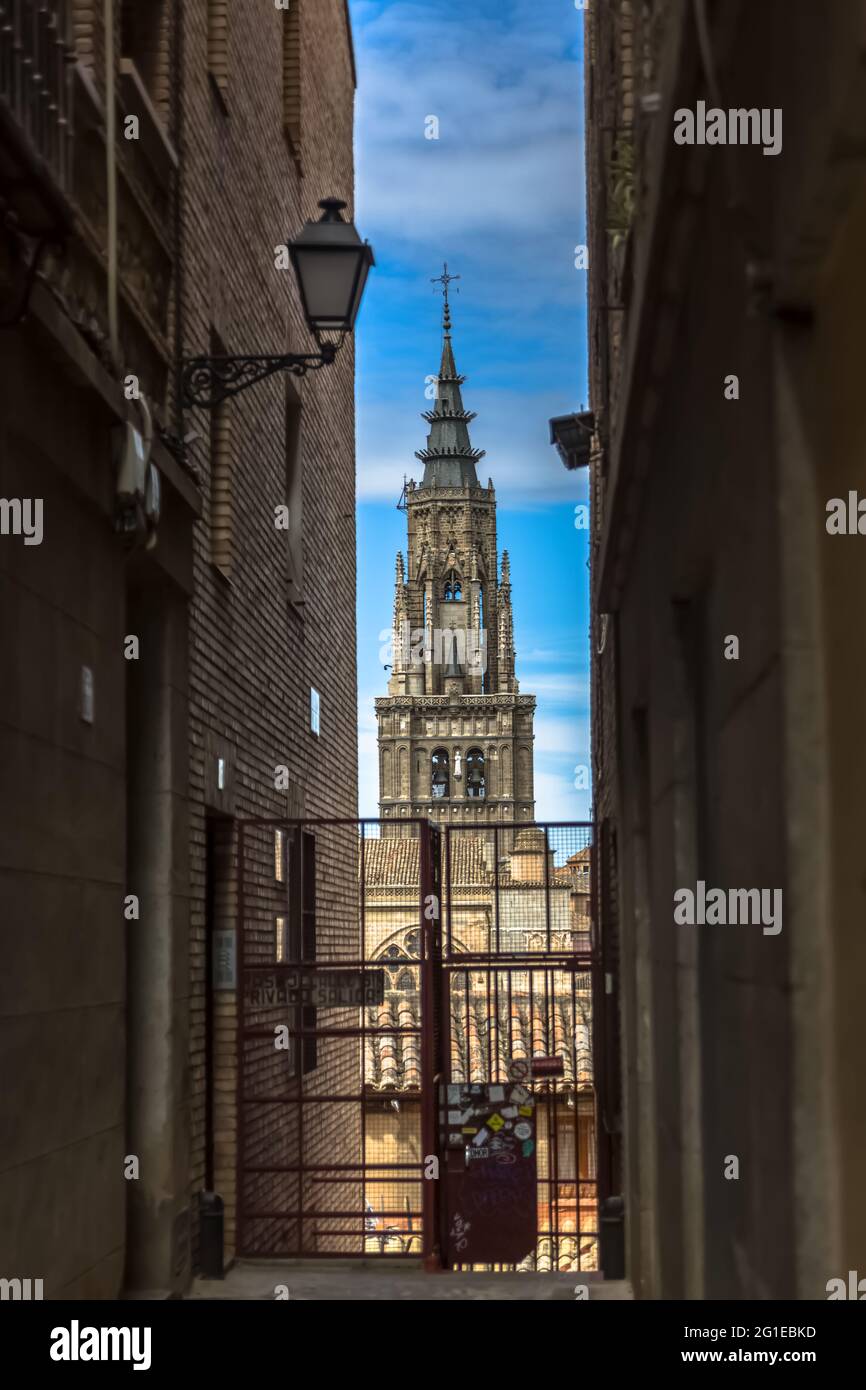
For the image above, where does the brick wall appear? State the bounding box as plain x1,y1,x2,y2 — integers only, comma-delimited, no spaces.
179,0,359,1264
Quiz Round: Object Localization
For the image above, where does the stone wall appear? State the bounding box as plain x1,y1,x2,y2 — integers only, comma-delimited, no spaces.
584,0,866,1299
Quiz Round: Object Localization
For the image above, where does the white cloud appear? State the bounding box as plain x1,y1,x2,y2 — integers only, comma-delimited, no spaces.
533,712,589,757
356,384,591,505
351,0,588,505
353,0,589,314
521,645,582,663
533,767,591,823
525,671,589,705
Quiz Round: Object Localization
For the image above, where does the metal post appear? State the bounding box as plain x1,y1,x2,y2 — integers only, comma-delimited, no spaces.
236,820,245,1258
419,821,442,1270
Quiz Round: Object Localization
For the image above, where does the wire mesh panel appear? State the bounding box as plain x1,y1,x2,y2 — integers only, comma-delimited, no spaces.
237,818,439,1258
236,818,596,1269
359,820,441,1256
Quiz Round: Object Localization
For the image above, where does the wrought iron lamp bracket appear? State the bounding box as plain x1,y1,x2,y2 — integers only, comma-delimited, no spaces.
0,207,65,329
181,339,340,408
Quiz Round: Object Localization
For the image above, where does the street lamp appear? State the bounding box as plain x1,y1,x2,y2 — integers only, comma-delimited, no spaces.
549,410,594,470
181,199,374,408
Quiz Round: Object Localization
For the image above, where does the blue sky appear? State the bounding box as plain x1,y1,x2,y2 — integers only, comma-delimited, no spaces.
350,0,590,821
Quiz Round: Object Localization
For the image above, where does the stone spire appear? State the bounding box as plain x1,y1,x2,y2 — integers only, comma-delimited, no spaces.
375,272,536,834
416,265,485,490
392,551,409,674
498,550,517,692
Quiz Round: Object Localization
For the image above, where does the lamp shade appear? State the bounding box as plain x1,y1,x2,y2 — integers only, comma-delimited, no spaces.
289,199,375,335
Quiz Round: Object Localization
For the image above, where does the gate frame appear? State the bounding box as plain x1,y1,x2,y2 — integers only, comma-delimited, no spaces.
234,816,598,1267
236,816,443,1262
439,821,599,1271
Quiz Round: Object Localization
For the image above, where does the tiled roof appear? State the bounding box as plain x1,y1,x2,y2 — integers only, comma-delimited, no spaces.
362,836,493,886
362,838,421,886
365,990,592,1092
362,831,593,1093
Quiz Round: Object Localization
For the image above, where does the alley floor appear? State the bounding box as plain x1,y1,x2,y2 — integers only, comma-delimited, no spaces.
187,1260,633,1301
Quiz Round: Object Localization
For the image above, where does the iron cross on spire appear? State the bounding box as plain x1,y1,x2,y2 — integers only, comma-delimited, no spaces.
431,262,460,330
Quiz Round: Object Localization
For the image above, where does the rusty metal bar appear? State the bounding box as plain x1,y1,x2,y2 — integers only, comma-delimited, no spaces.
236,818,245,1257
359,824,367,1254
246,1209,422,1221
419,818,442,1267
245,1168,423,1178
544,823,552,954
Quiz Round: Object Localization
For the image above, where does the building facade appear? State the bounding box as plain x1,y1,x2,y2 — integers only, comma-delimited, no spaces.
575,0,866,1299
180,0,359,1284
0,0,359,1298
1,0,198,1302
377,296,536,835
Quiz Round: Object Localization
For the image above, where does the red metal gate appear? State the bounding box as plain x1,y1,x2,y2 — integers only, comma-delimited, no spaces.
236,817,441,1259
234,817,597,1269
440,823,598,1271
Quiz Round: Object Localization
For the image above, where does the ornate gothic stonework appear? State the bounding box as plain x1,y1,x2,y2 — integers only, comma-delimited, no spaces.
377,294,536,830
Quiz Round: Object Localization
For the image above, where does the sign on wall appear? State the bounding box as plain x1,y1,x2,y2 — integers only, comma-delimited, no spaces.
244,967,385,1008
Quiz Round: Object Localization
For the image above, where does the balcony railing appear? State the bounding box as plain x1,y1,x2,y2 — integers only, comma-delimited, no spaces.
0,0,75,224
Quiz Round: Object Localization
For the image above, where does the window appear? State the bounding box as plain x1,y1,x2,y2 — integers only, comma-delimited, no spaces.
466,748,486,799
285,382,304,601
283,0,302,162
431,748,450,799
274,829,286,883
280,828,318,1073
121,0,170,113
443,570,462,601
209,329,233,578
275,915,288,962
208,1,229,101
310,687,320,736
299,829,317,1072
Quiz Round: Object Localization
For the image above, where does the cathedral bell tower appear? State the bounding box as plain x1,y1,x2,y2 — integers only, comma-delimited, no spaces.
376,268,536,832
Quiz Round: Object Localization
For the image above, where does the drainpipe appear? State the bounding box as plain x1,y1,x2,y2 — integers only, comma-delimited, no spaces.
173,0,186,442
104,0,119,371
